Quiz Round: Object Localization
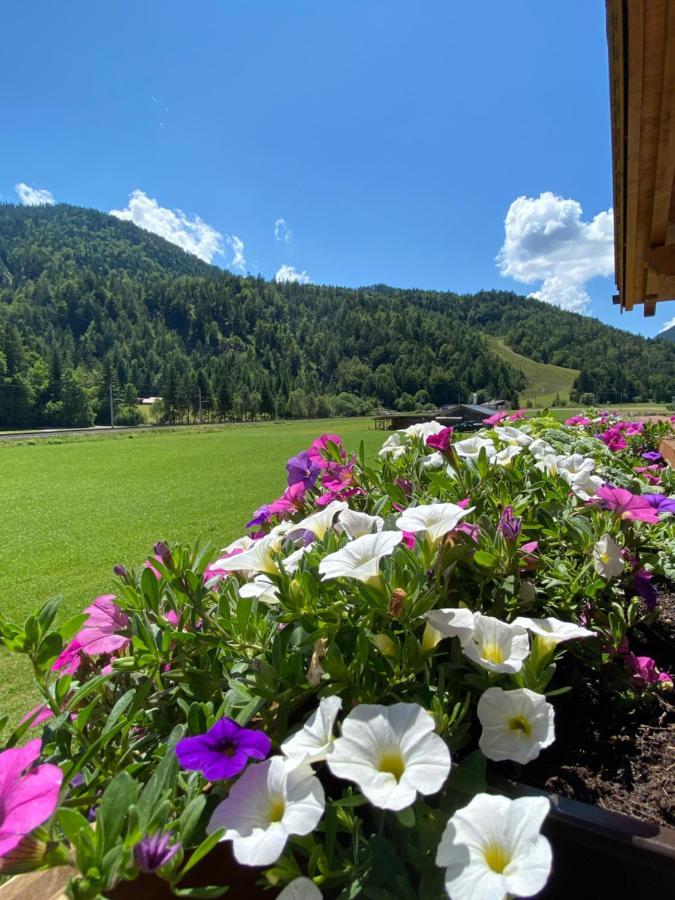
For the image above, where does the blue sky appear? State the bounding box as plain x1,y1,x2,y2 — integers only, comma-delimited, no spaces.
3,0,674,337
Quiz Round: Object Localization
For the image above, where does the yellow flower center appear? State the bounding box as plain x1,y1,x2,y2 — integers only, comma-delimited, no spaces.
378,749,406,781
600,552,610,564
481,641,506,664
483,842,511,873
268,795,286,823
508,715,532,737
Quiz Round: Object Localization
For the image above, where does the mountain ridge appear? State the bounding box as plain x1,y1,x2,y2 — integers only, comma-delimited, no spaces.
0,204,673,428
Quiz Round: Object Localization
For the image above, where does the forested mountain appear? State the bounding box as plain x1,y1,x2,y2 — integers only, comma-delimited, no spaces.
0,204,674,428
659,323,675,343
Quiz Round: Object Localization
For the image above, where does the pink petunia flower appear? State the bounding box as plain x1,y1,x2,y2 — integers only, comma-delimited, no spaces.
507,409,527,422
565,416,592,426
52,595,130,674
484,411,509,426
307,434,345,469
624,653,672,688
426,427,453,452
594,486,660,523
0,740,63,859
598,427,627,452
400,531,416,549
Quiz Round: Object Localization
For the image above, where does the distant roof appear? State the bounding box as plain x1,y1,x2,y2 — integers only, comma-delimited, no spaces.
438,403,495,416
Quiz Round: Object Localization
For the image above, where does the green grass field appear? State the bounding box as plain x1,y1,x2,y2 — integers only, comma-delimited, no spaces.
487,337,579,406
0,418,382,725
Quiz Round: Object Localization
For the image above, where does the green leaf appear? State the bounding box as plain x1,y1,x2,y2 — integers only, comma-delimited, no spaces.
395,806,415,828
172,887,228,898
178,795,207,846
176,829,224,879
137,726,183,828
473,550,498,568
98,772,137,853
37,595,63,633
58,806,92,845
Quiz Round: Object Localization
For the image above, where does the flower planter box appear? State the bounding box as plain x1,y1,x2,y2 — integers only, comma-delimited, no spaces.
3,785,674,900
491,776,675,898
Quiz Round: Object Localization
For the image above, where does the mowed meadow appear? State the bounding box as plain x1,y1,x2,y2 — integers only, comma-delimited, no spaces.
0,418,382,723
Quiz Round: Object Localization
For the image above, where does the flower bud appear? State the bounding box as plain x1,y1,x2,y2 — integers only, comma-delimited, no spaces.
388,589,407,618
153,541,171,564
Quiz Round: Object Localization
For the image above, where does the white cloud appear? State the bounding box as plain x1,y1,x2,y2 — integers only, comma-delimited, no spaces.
275,264,311,284
275,217,292,243
110,189,224,264
15,183,55,206
659,316,675,333
497,191,614,313
228,235,246,273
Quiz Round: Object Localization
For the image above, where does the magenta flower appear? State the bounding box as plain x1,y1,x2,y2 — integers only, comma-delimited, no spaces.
307,434,345,469
144,556,162,579
268,482,306,517
19,705,54,730
497,507,521,542
175,717,271,781
624,653,672,688
286,451,321,490
507,409,527,421
134,831,181,873
619,421,644,436
634,465,662,485
484,411,509,426
426,427,453,452
565,416,592,426
52,595,130,674
595,486,660,523
642,493,675,515
518,540,539,570
401,530,416,549
598,428,627,452
0,740,63,858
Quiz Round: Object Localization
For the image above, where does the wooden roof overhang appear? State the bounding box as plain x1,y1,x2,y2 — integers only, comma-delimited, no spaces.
606,0,675,315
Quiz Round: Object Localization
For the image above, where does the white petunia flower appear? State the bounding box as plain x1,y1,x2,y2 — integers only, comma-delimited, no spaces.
282,696,342,766
207,757,325,867
239,576,281,604
277,878,322,900
212,533,283,577
337,509,384,539
436,794,552,900
454,436,497,460
592,534,624,580
556,453,595,482
318,531,403,585
379,433,407,459
396,503,474,547
512,616,595,650
420,451,445,470
221,536,254,555
569,473,604,501
528,438,555,459
477,688,555,764
327,702,451,811
281,545,310,574
424,608,477,646
493,445,522,467
400,420,446,440
534,453,561,477
493,425,532,447
290,501,348,540
462,614,530,674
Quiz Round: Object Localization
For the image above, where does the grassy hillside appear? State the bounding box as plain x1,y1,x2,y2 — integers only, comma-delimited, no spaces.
486,336,579,406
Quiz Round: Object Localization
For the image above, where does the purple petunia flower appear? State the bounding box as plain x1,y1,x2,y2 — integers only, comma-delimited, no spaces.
497,506,521,542
642,493,675,515
246,504,272,529
134,831,181,873
286,451,321,490
175,717,271,781
641,451,662,462
633,569,658,611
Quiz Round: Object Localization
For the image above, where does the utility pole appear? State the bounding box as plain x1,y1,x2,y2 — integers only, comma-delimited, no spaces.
198,386,202,424
109,380,114,428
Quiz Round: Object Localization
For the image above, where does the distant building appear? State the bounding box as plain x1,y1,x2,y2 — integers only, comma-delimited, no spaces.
139,396,161,405
373,403,495,431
